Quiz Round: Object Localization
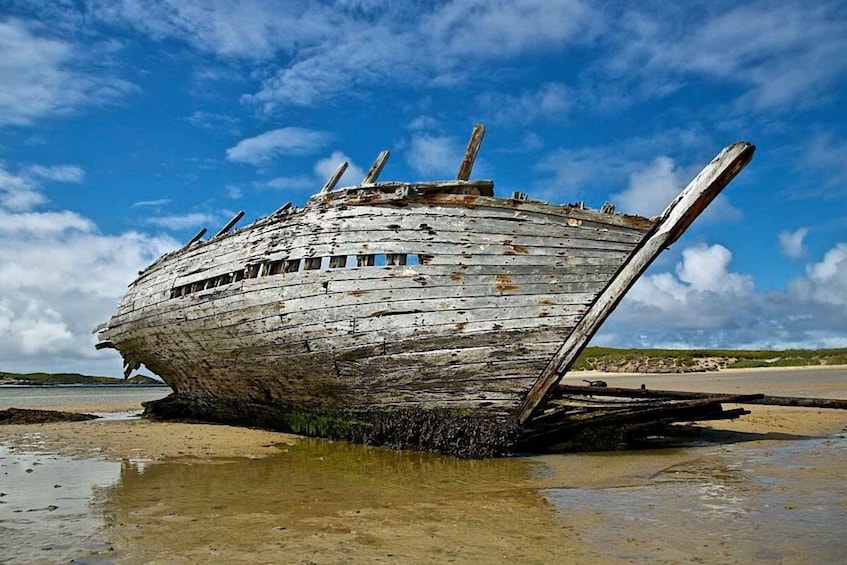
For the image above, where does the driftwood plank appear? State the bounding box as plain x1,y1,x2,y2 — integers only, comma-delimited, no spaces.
555,385,847,410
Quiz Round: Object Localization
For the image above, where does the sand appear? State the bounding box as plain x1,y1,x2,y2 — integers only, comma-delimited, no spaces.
3,366,845,460
1,367,845,564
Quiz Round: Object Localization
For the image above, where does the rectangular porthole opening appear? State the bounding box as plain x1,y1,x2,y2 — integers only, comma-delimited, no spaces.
284,259,301,273
329,255,347,269
417,254,434,265
386,253,407,266
357,254,375,267
304,257,322,270
267,260,285,275
245,264,260,279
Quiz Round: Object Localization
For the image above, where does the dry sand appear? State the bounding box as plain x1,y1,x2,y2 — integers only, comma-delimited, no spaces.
1,367,845,564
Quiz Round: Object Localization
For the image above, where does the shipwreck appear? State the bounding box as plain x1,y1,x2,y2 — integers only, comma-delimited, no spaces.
96,125,771,457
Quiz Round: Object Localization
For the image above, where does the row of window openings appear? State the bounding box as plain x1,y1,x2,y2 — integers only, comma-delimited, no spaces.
170,253,433,298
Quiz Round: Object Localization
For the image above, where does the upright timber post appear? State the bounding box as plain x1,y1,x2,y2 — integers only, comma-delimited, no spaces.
183,227,207,248
362,150,391,184
214,211,245,238
517,141,756,425
457,124,485,181
320,161,349,194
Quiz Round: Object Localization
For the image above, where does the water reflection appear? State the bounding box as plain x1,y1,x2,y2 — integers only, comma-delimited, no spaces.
0,444,120,564
103,439,567,563
2,431,845,564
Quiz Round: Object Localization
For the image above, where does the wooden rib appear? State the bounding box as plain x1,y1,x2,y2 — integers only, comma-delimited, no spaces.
184,227,207,247
320,161,348,194
214,211,245,238
457,124,485,181
320,161,349,194
362,150,390,184
517,141,756,425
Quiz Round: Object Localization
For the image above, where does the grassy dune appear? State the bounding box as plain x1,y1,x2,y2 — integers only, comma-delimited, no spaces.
572,347,847,373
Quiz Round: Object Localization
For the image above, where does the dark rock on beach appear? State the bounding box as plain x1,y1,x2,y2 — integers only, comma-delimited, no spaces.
0,408,98,425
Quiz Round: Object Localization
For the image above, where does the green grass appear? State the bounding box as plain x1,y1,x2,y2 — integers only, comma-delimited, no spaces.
572,347,847,372
0,372,163,385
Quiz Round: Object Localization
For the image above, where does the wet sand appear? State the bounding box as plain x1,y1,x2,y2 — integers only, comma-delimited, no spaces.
1,368,846,564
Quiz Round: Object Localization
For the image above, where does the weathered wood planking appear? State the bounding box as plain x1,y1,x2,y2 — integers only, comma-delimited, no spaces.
97,135,757,457
100,188,648,411
517,141,756,424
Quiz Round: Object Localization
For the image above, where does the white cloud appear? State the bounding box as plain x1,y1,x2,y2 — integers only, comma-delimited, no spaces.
0,162,84,212
608,2,847,112
623,244,754,324
0,210,95,235
406,134,462,177
0,18,135,126
0,159,178,373
801,133,847,195
226,127,332,165
185,110,241,135
422,0,597,57
0,165,44,211
778,227,809,259
144,212,217,230
25,164,85,183
131,198,172,207
408,115,441,132
477,82,571,126
788,243,847,307
612,154,741,221
315,151,365,189
612,156,682,217
599,241,847,350
262,175,318,192
243,0,595,113
88,0,333,60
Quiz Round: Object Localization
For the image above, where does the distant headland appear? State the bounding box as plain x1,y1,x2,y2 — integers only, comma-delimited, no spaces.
0,371,166,386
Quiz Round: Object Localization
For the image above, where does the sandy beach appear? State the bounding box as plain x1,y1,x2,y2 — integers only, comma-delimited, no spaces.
1,367,846,564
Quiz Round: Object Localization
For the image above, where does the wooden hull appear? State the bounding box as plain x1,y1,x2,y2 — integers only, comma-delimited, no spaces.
97,141,756,456
103,193,651,405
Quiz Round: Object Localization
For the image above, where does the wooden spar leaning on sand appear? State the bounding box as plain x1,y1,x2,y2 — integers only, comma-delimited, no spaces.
95,125,779,457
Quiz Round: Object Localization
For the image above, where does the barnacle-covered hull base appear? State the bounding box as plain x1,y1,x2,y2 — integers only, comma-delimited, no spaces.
97,128,756,457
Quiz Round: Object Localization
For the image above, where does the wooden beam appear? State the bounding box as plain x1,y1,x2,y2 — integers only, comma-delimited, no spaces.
517,141,756,425
214,211,245,238
555,384,847,410
184,227,207,247
320,161,349,194
456,124,485,181
273,202,293,216
362,150,390,184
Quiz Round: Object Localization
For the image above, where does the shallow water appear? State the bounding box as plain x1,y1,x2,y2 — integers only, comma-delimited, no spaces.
0,385,170,413
2,430,846,564
1,379,846,563
0,442,120,563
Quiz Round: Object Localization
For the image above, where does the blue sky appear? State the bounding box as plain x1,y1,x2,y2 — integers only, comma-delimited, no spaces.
1,1,846,377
